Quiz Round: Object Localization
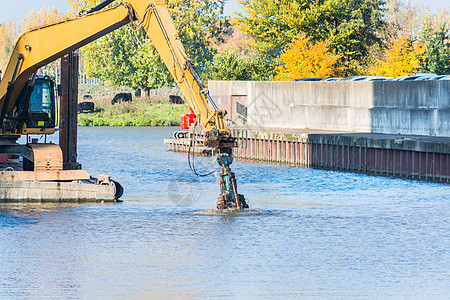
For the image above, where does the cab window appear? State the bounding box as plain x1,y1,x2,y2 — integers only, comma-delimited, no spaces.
28,80,55,128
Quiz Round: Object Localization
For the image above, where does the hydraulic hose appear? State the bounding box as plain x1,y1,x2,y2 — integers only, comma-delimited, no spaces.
187,129,217,177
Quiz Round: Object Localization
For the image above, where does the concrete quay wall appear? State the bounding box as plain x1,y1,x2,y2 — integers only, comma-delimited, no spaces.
209,80,450,137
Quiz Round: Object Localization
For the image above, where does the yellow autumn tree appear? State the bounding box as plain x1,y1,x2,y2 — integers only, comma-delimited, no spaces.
275,36,342,81
0,21,18,72
68,0,91,18
370,34,425,77
21,7,65,32
1,7,64,73
18,7,66,77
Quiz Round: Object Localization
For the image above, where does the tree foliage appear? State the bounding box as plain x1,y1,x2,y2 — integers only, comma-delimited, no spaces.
205,50,275,81
0,21,17,73
68,0,88,17
370,33,425,77
372,0,450,76
275,36,342,80
235,0,386,75
68,0,228,91
20,7,65,32
168,0,228,71
419,21,450,75
0,7,65,75
205,50,249,80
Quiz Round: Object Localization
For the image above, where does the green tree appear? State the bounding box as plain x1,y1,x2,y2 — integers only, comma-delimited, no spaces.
248,55,276,80
331,0,386,73
83,26,151,89
205,50,250,80
419,21,450,75
168,0,229,72
205,50,275,81
235,0,386,75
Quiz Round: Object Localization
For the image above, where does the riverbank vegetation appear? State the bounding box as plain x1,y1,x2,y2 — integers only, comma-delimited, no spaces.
77,96,189,126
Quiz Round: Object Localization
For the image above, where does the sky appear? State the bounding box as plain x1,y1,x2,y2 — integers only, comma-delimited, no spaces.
0,0,449,24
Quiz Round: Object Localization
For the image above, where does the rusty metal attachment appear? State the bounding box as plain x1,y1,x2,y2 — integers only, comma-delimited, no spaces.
215,153,248,210
189,119,247,210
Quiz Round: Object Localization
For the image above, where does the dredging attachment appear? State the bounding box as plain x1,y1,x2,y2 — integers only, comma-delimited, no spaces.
216,153,248,210
203,129,248,210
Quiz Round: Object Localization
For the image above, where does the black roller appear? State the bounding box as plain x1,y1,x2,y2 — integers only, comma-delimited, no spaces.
112,180,124,201
86,0,116,14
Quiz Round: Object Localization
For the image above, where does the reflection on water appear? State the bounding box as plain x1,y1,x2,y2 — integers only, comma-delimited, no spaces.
1,127,449,298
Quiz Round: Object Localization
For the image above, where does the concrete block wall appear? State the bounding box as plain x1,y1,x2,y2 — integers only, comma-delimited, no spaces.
209,80,450,137
208,81,249,125
371,81,449,136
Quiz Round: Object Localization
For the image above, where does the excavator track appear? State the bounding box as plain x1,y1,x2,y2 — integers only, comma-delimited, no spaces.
25,143,63,171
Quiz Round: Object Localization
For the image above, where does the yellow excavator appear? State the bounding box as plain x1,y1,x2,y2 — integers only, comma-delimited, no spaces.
0,0,247,209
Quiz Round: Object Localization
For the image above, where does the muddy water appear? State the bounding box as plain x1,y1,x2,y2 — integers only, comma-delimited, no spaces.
1,127,449,298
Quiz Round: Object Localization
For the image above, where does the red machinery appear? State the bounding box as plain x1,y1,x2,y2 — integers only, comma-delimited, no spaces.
180,107,196,130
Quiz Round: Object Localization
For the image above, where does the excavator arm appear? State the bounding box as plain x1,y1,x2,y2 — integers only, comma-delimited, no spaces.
0,0,247,209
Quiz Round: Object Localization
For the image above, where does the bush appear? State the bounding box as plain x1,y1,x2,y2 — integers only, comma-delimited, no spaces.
204,50,276,81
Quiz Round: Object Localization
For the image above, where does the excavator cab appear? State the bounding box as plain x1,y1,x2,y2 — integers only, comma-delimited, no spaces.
7,75,59,136
26,76,56,129
0,75,57,138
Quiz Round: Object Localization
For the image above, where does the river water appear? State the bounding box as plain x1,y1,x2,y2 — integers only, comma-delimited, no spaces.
1,127,449,299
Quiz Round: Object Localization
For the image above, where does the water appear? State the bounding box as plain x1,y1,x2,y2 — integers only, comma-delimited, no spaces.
1,127,449,298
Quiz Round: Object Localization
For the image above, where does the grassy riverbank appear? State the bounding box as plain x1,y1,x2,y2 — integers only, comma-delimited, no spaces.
78,97,189,126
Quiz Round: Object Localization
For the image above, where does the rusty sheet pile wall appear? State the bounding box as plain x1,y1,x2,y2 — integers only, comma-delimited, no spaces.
165,127,449,183
230,128,449,183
